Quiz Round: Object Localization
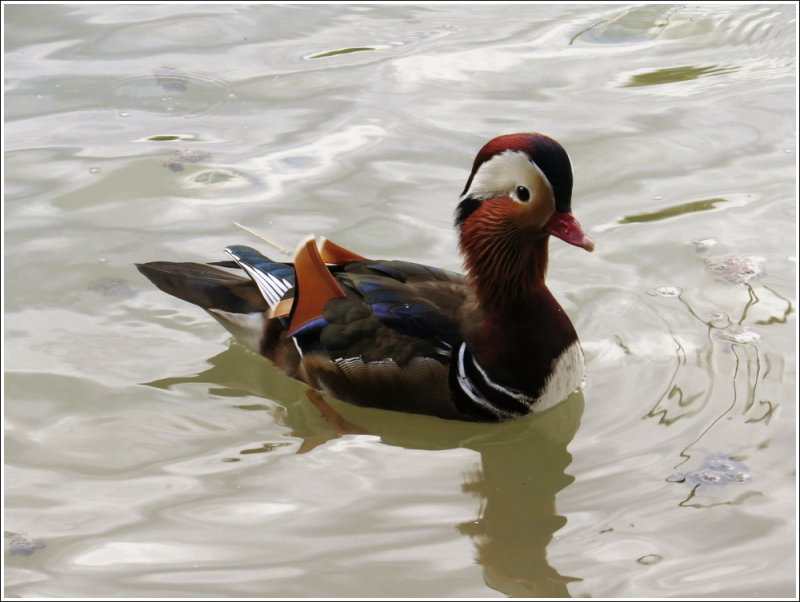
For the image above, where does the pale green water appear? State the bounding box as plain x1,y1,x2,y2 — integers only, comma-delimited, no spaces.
3,3,797,598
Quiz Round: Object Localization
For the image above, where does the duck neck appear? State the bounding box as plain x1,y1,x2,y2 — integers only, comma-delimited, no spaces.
461,225,551,314
460,232,577,389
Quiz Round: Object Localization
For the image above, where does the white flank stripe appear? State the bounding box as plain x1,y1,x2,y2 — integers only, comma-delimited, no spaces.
467,349,535,407
456,344,517,419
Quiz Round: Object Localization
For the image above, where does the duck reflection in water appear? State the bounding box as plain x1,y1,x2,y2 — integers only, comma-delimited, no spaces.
455,395,584,596
147,346,585,597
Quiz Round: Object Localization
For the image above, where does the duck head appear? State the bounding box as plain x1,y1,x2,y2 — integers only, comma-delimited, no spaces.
455,133,594,308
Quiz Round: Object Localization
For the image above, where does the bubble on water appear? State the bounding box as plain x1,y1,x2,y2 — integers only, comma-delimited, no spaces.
714,325,761,345
707,458,736,471
675,456,751,488
705,255,765,284
89,167,99,174
693,237,717,251
692,470,723,483
648,286,682,297
722,471,751,483
8,533,45,556
119,111,130,117
162,149,211,172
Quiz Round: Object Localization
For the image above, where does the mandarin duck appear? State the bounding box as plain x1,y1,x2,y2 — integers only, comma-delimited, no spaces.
137,133,594,422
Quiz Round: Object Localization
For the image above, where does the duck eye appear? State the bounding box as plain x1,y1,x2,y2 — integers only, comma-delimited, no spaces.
515,186,531,202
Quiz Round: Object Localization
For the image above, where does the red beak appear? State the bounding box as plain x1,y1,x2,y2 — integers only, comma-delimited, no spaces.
544,212,595,252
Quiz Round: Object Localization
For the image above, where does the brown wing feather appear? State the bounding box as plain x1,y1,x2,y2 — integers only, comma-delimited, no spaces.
299,352,466,420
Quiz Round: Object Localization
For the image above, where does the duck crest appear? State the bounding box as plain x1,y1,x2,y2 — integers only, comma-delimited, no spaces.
136,132,593,422
461,133,574,212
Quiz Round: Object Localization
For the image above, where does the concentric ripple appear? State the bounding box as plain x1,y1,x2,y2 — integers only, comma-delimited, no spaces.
103,67,239,117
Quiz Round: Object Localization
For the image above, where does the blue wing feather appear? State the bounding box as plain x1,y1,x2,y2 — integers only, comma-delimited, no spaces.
226,245,296,285
225,245,295,307
341,273,460,349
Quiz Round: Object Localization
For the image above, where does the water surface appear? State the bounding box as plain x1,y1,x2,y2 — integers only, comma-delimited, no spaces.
4,3,797,598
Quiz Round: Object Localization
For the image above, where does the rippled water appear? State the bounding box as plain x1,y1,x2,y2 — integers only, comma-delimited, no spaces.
4,4,797,598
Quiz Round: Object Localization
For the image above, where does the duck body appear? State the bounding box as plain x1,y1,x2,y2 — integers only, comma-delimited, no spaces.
137,133,594,422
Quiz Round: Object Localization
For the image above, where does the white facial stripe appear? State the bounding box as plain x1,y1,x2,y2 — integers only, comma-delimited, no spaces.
462,149,553,202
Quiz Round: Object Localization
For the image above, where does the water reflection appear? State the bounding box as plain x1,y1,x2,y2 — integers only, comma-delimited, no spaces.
619,197,730,224
639,250,792,518
645,280,789,434
622,65,738,88
145,350,585,597
453,398,584,597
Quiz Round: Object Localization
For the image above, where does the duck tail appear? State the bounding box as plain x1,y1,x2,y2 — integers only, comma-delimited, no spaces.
137,261,275,353
136,262,268,315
